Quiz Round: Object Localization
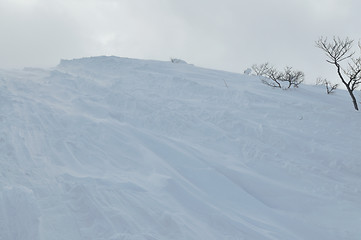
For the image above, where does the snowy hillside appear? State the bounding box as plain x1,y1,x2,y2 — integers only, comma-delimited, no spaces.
0,56,360,240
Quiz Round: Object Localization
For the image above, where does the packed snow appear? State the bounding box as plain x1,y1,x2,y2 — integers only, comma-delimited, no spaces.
0,56,360,240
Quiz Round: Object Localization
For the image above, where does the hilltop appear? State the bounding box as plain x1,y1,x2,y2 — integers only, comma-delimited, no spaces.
0,56,360,240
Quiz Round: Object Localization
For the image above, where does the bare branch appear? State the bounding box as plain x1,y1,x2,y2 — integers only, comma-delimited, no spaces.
252,63,271,76
345,58,361,90
315,37,354,64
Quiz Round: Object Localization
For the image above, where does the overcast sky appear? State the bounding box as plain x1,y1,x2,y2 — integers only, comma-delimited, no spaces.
0,0,360,83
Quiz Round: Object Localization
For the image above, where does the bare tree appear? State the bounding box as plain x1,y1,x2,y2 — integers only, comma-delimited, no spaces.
252,63,281,88
283,67,304,89
315,37,361,110
316,77,338,94
252,63,304,89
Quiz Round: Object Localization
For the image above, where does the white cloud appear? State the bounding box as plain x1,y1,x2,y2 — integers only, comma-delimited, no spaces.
0,0,360,83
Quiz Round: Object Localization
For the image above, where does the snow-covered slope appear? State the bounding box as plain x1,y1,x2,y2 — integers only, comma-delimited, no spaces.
0,56,360,240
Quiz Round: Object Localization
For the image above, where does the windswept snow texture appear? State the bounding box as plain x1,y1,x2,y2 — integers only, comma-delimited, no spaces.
1,56,361,240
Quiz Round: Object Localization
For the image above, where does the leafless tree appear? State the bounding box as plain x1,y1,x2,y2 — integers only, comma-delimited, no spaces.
252,63,304,89
282,67,304,89
315,37,361,110
316,77,338,94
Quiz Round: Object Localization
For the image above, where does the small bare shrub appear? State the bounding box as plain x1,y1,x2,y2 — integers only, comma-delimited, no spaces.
316,77,338,94
252,63,304,89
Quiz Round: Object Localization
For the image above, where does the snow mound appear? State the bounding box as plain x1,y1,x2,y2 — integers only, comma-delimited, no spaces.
0,56,361,240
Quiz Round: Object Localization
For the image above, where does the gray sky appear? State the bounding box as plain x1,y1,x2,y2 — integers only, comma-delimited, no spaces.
0,0,360,83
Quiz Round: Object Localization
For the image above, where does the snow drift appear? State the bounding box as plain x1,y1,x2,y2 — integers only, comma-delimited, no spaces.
0,56,360,240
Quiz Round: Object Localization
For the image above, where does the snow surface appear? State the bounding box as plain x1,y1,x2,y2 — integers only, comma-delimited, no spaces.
0,56,361,240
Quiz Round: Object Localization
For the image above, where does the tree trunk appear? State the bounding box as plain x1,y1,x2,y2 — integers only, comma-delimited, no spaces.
336,63,359,111
348,89,359,110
